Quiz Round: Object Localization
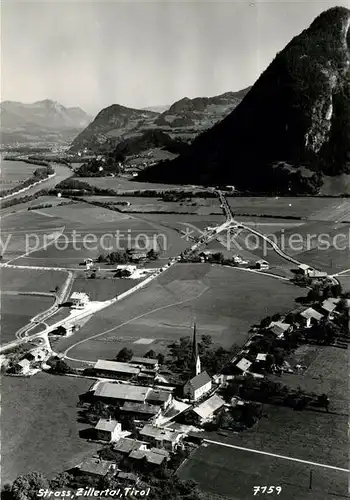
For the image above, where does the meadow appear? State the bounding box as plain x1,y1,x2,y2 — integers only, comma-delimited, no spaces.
56,264,301,363
228,197,350,222
1,373,100,484
1,200,189,267
178,440,348,500
1,294,53,344
70,275,143,301
0,267,67,293
0,159,38,193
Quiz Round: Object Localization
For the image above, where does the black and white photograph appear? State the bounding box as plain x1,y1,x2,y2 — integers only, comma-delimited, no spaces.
1,1,349,499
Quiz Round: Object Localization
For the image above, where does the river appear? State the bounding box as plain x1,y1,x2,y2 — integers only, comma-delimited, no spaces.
0,161,72,201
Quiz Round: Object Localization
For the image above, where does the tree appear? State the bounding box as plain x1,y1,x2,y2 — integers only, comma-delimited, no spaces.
147,249,159,260
50,472,73,489
12,472,49,500
51,359,71,374
157,353,165,365
145,349,157,359
116,347,133,362
318,393,330,412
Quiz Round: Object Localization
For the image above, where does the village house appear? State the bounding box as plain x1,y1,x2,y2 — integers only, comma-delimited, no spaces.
235,357,252,374
255,259,269,270
26,348,48,363
70,292,90,309
16,358,31,375
92,381,173,409
129,448,170,466
321,298,340,318
192,394,226,423
268,320,293,338
146,389,173,409
94,418,122,442
93,359,140,379
183,371,212,401
113,437,148,455
130,356,159,370
300,307,324,328
120,402,161,421
93,382,149,406
116,472,140,485
139,425,184,451
75,458,117,479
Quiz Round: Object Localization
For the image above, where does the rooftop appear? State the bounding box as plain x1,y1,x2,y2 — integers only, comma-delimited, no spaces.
77,458,114,476
256,353,267,361
70,292,89,300
139,425,182,442
120,402,159,415
95,418,120,432
298,264,312,271
129,449,169,465
94,359,140,375
146,389,172,404
193,394,225,419
186,371,211,390
94,382,149,402
113,438,147,454
236,358,252,372
322,298,340,313
130,356,158,366
300,307,324,321
270,321,291,332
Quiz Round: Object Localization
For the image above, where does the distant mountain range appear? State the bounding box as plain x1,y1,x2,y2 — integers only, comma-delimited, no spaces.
138,7,350,195
69,88,250,152
0,99,93,145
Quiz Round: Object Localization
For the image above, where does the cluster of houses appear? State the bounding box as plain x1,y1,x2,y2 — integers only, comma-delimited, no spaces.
225,295,347,379
11,347,50,375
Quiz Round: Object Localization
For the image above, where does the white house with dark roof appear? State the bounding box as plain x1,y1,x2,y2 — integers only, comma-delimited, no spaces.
95,418,122,442
139,424,184,451
300,307,324,328
183,371,212,401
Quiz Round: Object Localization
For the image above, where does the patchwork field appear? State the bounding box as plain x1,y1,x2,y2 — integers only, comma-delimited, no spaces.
56,264,301,363
1,200,189,267
1,373,100,484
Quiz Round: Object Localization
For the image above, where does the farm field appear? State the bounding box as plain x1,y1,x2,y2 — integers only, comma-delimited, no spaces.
81,195,222,216
0,159,38,193
228,197,350,222
270,345,348,414
1,373,100,483
71,276,143,301
56,264,301,363
337,274,350,292
76,176,188,192
1,201,189,267
178,441,348,500
1,294,53,344
0,267,68,293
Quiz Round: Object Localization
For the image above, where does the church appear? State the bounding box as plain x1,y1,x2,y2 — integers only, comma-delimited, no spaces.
183,323,212,401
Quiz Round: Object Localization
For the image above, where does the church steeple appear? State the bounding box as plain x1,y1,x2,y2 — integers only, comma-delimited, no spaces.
192,321,201,376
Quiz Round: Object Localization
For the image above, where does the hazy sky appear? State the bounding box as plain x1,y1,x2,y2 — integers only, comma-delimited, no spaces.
2,0,349,115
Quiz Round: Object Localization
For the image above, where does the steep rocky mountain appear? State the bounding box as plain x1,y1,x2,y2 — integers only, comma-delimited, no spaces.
138,7,350,194
0,99,92,145
69,88,249,153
